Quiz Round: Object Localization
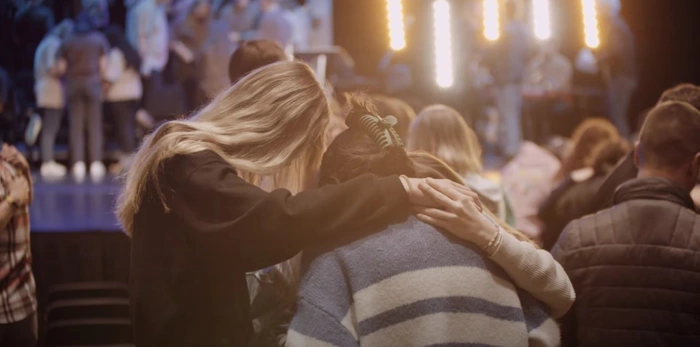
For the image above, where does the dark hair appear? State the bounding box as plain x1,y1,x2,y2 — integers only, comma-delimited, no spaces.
591,138,631,175
639,101,700,170
371,94,416,144
319,96,415,186
555,118,619,181
104,25,141,71
658,83,700,111
228,40,288,84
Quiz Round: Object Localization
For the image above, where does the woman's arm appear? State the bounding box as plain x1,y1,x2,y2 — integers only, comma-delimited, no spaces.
415,178,575,318
489,231,575,318
165,152,416,271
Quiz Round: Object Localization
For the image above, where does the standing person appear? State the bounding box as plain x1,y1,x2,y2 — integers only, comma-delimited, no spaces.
117,61,469,346
58,15,110,181
228,39,288,84
306,0,332,49
170,0,211,111
598,0,637,137
0,144,36,347
408,104,515,225
35,19,74,179
103,25,142,173
218,0,259,39
553,101,700,346
126,0,175,126
256,0,294,54
485,0,531,159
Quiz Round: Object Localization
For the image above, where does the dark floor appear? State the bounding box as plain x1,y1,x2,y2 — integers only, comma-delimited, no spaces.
31,173,121,232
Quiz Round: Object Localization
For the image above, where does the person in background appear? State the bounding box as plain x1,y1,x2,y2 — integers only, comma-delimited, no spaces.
408,104,515,225
103,25,142,174
500,141,561,245
58,12,110,181
256,0,294,53
218,0,259,39
485,0,531,159
288,100,569,346
306,0,332,49
371,94,416,143
35,19,73,179
524,40,573,95
553,101,700,347
170,0,211,111
552,118,620,183
597,0,637,137
0,144,36,347
0,66,17,144
592,83,700,213
539,138,630,250
228,39,289,84
126,0,172,127
197,12,237,100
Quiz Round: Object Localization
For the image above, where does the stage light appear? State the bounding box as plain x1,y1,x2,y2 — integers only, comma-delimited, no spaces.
433,0,453,88
582,0,600,48
532,0,552,40
484,0,500,41
386,0,406,51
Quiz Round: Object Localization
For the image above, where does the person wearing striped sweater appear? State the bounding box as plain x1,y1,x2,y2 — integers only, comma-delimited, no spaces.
287,100,564,346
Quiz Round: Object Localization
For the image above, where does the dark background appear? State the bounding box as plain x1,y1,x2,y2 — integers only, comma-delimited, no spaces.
334,0,700,122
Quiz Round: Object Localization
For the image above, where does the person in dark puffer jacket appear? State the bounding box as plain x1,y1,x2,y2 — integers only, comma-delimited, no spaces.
552,101,700,347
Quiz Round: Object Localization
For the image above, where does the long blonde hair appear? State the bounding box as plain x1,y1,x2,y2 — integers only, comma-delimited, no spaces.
117,61,329,235
407,105,483,177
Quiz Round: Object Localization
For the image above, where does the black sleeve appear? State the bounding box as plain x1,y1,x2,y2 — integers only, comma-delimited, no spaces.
166,155,410,271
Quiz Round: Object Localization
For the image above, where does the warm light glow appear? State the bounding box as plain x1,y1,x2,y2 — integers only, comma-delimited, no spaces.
433,0,453,88
386,0,406,51
532,0,552,40
483,0,500,41
582,0,600,48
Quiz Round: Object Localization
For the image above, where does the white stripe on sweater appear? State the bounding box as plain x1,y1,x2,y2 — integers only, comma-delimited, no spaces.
340,305,359,341
361,312,529,347
286,330,342,347
351,266,521,322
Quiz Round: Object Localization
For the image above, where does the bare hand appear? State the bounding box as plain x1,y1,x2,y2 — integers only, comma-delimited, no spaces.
415,178,497,247
403,177,473,208
0,144,29,176
6,176,29,207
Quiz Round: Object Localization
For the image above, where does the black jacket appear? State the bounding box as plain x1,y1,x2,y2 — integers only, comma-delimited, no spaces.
539,174,606,251
590,152,637,213
552,177,700,347
129,151,409,346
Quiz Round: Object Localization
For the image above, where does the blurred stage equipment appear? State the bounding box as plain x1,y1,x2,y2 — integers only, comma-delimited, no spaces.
433,0,454,88
387,0,407,51
581,0,600,48
484,0,500,41
532,0,552,40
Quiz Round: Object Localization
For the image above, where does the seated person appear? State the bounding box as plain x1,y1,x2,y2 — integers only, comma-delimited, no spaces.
287,98,572,346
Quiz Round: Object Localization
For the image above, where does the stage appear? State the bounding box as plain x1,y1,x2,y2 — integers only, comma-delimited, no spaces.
29,173,130,325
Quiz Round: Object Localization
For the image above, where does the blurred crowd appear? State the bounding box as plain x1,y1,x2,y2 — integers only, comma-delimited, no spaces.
0,0,699,346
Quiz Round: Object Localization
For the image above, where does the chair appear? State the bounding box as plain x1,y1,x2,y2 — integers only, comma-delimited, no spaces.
46,298,130,322
45,319,133,346
47,282,128,303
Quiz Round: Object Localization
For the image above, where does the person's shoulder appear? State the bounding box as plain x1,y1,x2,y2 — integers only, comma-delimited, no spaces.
161,150,234,185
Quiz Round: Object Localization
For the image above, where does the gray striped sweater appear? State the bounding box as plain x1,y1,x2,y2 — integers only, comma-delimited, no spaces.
287,217,560,347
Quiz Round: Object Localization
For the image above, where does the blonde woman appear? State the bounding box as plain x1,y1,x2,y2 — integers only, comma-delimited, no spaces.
408,104,515,225
117,61,467,346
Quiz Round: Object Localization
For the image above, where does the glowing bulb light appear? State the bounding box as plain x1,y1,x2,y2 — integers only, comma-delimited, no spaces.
581,0,600,48
532,0,552,40
433,0,453,88
386,0,406,51
483,0,500,41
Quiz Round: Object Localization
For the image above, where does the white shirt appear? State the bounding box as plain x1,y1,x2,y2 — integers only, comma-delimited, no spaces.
126,0,169,75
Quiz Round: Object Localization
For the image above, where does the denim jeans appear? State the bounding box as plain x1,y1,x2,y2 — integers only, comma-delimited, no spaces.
496,83,524,157
607,76,637,137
